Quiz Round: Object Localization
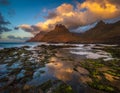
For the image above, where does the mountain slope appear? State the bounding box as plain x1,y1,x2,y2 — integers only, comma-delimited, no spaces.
28,21,120,44
80,21,120,43
39,24,82,43
28,31,47,42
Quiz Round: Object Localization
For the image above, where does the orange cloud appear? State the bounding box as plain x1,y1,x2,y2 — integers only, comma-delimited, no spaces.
19,0,120,34
56,3,73,13
81,0,119,19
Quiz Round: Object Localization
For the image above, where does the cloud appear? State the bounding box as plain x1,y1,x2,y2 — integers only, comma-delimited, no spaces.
0,26,11,32
0,13,10,25
19,24,33,32
57,3,73,13
0,0,10,6
79,0,120,19
14,27,19,30
0,12,11,33
7,35,30,41
19,0,120,33
45,11,57,19
18,24,40,35
86,0,120,6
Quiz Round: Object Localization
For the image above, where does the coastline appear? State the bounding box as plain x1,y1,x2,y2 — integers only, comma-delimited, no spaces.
0,43,120,93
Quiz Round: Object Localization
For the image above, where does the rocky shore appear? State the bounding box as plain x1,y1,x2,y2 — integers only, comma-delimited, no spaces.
0,44,120,93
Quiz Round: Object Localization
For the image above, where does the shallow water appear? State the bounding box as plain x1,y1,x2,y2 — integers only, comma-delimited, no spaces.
24,44,115,92
0,43,119,93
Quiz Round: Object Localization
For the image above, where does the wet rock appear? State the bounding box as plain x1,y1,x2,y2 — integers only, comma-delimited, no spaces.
49,57,57,62
1,86,22,93
0,64,8,74
9,61,22,69
103,73,117,82
17,69,26,79
6,75,16,86
77,67,89,75
23,84,32,90
22,46,30,48
23,85,44,93
33,68,45,78
20,53,25,57
79,76,92,84
40,70,45,74
39,80,52,91
51,83,74,93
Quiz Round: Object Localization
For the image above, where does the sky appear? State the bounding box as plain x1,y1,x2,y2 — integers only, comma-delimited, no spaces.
0,0,120,42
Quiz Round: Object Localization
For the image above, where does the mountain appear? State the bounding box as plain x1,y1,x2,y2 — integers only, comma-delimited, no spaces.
28,21,120,44
29,24,82,43
40,24,82,43
80,21,120,43
28,31,47,42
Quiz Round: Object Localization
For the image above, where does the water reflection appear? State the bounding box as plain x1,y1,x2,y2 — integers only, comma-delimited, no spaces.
46,62,73,81
46,57,85,93
26,56,82,90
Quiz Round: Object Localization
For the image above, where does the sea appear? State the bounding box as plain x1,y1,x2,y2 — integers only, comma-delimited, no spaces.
0,42,43,49
0,42,73,49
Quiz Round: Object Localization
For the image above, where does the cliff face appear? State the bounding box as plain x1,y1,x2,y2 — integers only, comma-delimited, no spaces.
28,21,120,44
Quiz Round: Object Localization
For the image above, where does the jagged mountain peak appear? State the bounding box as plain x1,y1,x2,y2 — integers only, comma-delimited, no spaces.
53,24,69,32
96,20,105,27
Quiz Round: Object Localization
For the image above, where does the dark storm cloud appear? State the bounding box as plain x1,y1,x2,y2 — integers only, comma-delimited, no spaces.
0,0,10,6
7,35,30,40
0,12,11,33
0,26,11,32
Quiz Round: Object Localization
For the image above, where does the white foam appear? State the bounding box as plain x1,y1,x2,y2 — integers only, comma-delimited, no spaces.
69,44,115,60
71,51,106,59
